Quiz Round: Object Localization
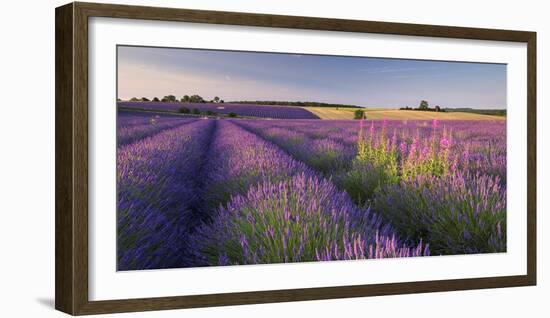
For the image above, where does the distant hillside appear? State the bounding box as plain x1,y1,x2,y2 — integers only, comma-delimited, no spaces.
444,108,506,117
229,100,359,108
307,107,506,120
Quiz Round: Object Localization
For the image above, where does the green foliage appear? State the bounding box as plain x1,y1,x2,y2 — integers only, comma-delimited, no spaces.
130,97,139,102
162,95,177,102
341,120,453,207
354,109,366,119
206,110,217,116
228,112,237,118
189,95,205,103
192,108,201,115
400,101,448,112
340,163,391,207
374,173,506,255
400,127,451,180
178,107,190,114
419,100,429,110
341,122,398,205
152,97,160,102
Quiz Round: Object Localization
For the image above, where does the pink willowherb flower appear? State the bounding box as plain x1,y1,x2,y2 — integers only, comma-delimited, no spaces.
419,146,430,161
399,141,407,154
369,121,375,136
440,137,451,149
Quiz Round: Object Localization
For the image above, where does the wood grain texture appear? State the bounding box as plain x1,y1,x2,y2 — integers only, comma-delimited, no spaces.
55,2,537,315
526,32,537,286
55,2,75,314
74,1,534,41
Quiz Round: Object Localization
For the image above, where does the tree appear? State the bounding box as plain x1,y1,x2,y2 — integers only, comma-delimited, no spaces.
354,109,366,119
130,97,139,102
181,95,190,103
178,107,190,114
189,95,205,103
220,100,224,103
213,96,220,103
116,98,121,102
141,97,150,102
435,105,441,112
419,100,429,110
152,97,160,102
163,95,177,102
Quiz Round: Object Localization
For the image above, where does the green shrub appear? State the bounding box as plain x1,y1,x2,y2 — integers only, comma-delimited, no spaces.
192,108,201,115
228,112,237,118
374,173,506,255
354,109,365,119
178,107,190,114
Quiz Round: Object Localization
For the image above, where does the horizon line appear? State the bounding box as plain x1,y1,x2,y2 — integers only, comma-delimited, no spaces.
116,98,506,110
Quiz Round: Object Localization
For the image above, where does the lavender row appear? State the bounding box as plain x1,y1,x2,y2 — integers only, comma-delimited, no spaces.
198,120,312,207
117,120,215,270
117,118,197,147
237,121,355,176
118,109,193,127
190,121,428,266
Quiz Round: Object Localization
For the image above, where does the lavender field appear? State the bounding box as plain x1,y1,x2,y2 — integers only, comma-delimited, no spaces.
118,101,320,119
117,112,506,270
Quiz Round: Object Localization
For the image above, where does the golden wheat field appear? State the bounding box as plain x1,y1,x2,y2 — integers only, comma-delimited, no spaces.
305,107,505,120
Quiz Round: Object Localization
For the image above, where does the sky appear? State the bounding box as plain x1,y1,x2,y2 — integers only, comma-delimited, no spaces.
117,45,507,109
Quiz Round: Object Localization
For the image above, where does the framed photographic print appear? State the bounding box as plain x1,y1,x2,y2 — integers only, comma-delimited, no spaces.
55,2,536,315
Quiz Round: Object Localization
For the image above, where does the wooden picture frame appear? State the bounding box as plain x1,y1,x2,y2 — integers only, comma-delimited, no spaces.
56,2,536,315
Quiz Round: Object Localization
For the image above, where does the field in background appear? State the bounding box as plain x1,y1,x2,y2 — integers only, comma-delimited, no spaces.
305,107,363,119
118,102,505,121
118,101,319,119
307,107,506,120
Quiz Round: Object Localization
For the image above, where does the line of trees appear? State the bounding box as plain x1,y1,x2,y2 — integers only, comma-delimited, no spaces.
228,100,359,108
399,100,445,112
119,95,224,104
118,97,359,108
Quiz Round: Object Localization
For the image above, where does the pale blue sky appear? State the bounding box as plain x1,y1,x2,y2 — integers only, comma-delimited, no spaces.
118,46,506,109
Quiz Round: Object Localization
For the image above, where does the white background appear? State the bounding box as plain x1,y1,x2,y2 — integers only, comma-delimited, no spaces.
0,0,548,317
